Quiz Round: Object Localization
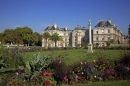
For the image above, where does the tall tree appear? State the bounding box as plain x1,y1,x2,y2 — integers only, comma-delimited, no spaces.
42,32,50,49
110,39,114,44
128,39,130,45
15,27,24,44
50,33,62,48
128,24,130,35
3,29,17,44
0,33,3,43
33,32,42,46
15,27,33,46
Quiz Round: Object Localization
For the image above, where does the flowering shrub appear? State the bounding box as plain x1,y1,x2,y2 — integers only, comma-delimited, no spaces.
0,48,130,86
115,51,130,80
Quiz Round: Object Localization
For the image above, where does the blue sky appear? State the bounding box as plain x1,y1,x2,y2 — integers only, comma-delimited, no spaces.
0,0,130,35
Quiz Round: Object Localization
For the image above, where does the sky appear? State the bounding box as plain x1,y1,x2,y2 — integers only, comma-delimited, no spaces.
0,0,130,35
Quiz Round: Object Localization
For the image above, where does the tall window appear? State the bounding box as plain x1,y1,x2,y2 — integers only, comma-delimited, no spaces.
102,43,104,46
102,30,104,34
96,37,98,41
108,29,110,33
102,36,104,41
108,36,110,40
96,30,98,34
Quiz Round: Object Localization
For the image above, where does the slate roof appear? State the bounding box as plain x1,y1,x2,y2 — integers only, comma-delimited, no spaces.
45,25,60,31
95,21,113,27
75,26,87,30
60,28,67,31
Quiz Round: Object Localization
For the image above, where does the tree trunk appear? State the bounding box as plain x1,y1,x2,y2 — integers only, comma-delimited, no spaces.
55,41,57,49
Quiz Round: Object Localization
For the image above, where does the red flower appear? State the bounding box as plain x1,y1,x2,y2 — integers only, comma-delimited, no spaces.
77,76,81,80
30,74,33,77
109,66,112,69
8,77,12,81
47,72,52,76
42,71,47,76
20,69,25,73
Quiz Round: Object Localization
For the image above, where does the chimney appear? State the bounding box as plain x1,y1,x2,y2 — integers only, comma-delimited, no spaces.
54,23,57,28
98,19,100,23
65,26,67,30
108,18,111,24
113,23,115,27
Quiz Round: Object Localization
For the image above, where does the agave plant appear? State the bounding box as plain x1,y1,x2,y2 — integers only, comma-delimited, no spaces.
26,52,53,80
0,55,8,70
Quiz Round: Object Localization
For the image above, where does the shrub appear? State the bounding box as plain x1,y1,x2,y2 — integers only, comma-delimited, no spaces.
115,51,130,79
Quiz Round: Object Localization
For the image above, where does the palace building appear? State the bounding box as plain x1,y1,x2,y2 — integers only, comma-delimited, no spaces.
93,18,124,47
42,19,124,48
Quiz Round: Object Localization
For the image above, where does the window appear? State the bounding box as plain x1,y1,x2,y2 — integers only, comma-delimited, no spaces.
96,37,98,41
102,36,104,41
96,30,98,34
108,30,110,33
102,30,104,34
108,36,110,40
102,43,104,46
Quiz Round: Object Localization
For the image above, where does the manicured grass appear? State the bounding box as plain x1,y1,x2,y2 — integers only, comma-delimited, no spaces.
23,49,130,65
71,80,130,86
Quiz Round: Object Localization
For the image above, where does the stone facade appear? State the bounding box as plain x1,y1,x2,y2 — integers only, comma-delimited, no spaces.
42,19,124,48
93,19,124,47
42,24,90,48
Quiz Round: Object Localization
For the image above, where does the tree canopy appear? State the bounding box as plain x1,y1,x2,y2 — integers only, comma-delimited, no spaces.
1,27,42,46
42,32,50,49
50,33,62,48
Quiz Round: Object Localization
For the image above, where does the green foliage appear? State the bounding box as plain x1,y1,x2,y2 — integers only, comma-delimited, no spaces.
110,39,114,44
106,41,111,47
128,25,130,35
1,27,42,46
24,52,54,80
128,39,130,45
0,33,3,43
3,29,18,44
29,52,52,72
42,32,50,49
50,33,62,48
0,48,26,73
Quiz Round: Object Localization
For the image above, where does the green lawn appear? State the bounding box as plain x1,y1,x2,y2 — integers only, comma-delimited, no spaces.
23,49,130,65
21,49,130,86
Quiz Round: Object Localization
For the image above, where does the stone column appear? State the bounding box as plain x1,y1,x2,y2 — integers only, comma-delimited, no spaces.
72,32,75,47
88,18,93,53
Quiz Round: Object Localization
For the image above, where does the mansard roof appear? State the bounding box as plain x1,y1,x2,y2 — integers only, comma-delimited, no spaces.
95,20,113,27
45,25,60,31
60,28,67,31
75,25,87,30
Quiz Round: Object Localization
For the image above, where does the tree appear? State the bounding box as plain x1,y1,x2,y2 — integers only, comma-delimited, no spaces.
128,24,130,35
15,27,24,44
128,39,130,45
50,33,62,48
42,32,50,49
110,39,114,44
0,33,3,43
33,32,42,46
15,26,33,46
3,29,18,44
21,27,34,46
106,41,111,47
